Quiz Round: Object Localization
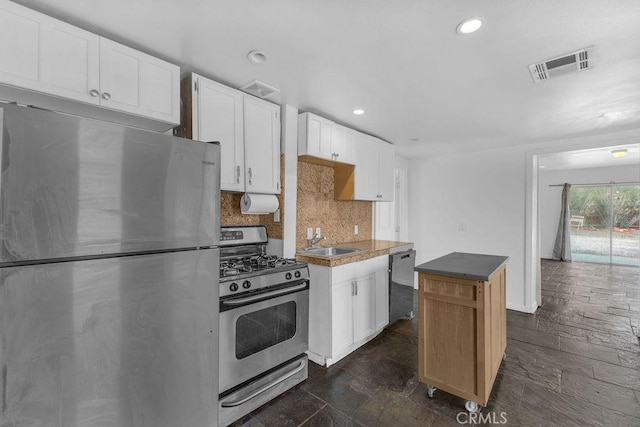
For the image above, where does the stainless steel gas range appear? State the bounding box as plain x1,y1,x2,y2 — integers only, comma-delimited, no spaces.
218,226,309,426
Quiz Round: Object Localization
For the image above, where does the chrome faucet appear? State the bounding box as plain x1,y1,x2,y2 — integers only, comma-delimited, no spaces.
306,235,326,249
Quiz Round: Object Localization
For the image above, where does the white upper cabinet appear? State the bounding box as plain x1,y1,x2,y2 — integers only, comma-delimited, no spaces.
244,95,280,194
298,112,332,159
181,73,281,194
191,75,244,192
377,139,395,201
99,38,180,124
298,112,354,164
349,134,394,202
0,0,44,90
330,123,355,164
0,0,180,131
41,17,100,104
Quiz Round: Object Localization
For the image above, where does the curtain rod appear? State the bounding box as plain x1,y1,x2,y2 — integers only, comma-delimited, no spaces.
549,181,640,187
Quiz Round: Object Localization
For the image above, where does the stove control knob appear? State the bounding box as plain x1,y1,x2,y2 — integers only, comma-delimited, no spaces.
229,283,238,292
242,280,251,289
285,272,292,280
294,271,301,278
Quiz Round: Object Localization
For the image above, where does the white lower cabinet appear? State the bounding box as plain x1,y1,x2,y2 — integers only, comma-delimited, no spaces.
308,255,389,366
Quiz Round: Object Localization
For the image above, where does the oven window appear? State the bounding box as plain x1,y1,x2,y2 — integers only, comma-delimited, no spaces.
235,301,297,359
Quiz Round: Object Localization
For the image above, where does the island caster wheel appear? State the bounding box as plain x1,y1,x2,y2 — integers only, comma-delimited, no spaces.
503,352,507,361
426,385,437,398
465,400,479,413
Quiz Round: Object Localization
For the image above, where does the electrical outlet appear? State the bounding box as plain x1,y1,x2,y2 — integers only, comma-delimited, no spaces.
273,208,280,223
354,224,359,235
306,228,314,239
315,227,321,237
459,223,466,232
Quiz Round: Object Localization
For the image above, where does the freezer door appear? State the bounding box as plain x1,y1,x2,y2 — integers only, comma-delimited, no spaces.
0,104,220,263
0,249,219,427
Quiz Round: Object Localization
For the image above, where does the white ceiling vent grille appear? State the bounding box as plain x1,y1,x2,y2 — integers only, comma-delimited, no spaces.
239,80,280,99
528,46,594,83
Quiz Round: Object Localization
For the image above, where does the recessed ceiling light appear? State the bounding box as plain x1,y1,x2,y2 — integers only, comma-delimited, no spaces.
611,149,628,158
456,17,485,34
247,50,267,64
353,109,365,115
408,138,420,143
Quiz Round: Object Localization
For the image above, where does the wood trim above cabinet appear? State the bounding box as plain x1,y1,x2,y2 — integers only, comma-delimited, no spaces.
176,73,194,138
334,163,355,200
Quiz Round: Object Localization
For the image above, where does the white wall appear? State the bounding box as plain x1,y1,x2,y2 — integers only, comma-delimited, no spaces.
409,145,528,310
539,165,640,258
408,127,640,313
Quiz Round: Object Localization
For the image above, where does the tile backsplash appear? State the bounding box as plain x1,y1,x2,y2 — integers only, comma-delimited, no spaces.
296,160,371,248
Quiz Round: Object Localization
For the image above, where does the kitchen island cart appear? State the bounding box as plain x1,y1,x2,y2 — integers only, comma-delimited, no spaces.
415,252,508,412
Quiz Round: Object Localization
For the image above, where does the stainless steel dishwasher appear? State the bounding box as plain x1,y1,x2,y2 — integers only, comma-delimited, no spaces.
389,248,416,325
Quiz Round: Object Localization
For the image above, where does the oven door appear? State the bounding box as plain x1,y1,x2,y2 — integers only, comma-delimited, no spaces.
218,280,309,393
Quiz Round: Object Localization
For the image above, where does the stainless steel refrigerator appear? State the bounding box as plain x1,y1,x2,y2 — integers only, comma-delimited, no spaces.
0,104,220,427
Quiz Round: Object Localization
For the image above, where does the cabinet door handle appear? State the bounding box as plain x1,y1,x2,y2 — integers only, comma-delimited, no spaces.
89,89,100,97
101,92,111,101
236,165,241,184
351,281,355,296
248,168,252,185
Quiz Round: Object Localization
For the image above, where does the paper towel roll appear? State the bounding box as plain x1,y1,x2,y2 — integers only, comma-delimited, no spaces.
240,193,279,214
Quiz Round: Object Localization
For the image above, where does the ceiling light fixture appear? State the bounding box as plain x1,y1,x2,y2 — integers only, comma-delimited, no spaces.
247,50,267,64
611,149,628,158
456,17,485,34
353,109,365,115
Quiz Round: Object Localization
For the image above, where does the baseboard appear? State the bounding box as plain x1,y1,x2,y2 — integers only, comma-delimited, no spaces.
506,302,534,313
305,350,326,366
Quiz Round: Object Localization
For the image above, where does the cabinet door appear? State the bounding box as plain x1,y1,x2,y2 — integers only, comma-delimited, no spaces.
331,123,355,164
243,96,280,194
0,1,43,91
377,140,395,201
195,76,244,191
40,19,100,104
99,38,179,124
374,259,390,330
353,273,375,342
353,133,379,200
304,113,333,160
332,278,354,357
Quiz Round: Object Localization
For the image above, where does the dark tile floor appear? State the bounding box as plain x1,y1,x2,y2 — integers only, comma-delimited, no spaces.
232,260,640,426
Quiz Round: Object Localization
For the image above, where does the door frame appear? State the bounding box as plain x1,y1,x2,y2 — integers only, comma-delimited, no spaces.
524,132,640,314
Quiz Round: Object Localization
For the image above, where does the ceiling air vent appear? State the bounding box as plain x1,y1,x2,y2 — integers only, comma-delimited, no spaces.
528,46,594,83
239,80,280,99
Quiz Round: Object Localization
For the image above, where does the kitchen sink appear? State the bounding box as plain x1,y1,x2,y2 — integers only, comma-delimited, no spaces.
297,246,364,258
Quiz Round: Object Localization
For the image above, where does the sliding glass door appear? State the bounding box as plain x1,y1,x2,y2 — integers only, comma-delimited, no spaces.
569,184,640,266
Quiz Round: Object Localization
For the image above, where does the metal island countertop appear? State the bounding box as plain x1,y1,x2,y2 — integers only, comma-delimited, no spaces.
414,252,509,281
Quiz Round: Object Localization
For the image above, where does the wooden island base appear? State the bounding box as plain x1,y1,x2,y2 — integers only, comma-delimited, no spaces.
415,252,508,411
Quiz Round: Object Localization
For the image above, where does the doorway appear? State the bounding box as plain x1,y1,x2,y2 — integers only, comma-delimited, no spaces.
570,184,640,266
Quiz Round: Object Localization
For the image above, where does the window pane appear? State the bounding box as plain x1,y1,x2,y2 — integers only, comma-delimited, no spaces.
570,186,611,264
612,185,640,267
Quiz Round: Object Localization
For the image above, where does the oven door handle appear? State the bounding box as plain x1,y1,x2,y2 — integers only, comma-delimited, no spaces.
220,359,306,408
222,282,308,306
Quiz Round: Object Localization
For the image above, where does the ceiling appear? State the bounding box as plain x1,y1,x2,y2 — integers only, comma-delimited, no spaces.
538,143,640,170
12,0,640,158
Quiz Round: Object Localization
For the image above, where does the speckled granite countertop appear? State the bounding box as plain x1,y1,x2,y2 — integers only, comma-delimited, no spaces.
296,240,413,267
